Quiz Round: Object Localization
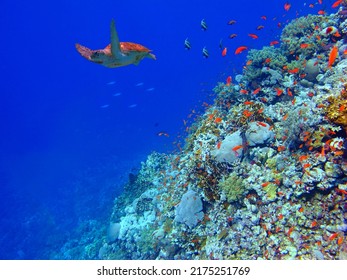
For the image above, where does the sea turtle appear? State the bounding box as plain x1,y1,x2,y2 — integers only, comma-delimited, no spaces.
75,19,156,67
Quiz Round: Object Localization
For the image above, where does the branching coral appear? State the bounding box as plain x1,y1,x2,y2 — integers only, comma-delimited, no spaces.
280,15,328,59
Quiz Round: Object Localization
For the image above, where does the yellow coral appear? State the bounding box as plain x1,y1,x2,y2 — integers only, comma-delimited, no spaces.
325,86,347,133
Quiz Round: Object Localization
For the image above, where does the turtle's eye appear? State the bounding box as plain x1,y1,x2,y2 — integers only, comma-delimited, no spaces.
91,52,100,58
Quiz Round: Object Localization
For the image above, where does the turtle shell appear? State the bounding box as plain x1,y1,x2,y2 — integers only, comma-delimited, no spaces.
120,42,152,53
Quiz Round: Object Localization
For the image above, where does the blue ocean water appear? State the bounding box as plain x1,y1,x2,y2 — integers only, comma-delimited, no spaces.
0,0,337,259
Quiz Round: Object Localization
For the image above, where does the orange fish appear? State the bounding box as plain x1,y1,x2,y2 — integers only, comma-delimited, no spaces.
248,33,259,39
264,58,271,64
269,40,279,46
261,16,267,20
253,87,261,94
299,155,308,161
240,89,248,94
337,236,344,245
288,68,299,74
277,145,286,152
235,46,248,55
214,117,222,123
244,101,254,105
257,121,267,127
300,43,310,48
328,45,338,68
232,144,243,151
284,2,291,11
261,182,270,187
329,233,338,241
217,142,221,149
222,47,227,57
287,88,293,96
246,60,253,66
318,10,325,15
243,110,253,117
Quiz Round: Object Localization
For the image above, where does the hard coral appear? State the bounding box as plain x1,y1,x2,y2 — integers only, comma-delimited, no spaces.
325,84,347,133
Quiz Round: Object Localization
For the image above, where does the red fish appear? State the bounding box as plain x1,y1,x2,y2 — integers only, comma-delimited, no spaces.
248,33,258,39
275,88,283,96
332,0,343,8
235,46,248,54
222,47,227,56
261,16,267,20
328,45,338,68
288,68,299,74
226,76,232,86
269,40,279,46
318,10,325,15
284,2,291,11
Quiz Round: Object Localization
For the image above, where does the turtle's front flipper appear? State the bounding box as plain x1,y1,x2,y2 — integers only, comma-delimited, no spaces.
110,19,121,57
75,43,94,60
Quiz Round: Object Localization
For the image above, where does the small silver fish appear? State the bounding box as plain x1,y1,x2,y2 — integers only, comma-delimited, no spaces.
128,104,137,108
202,47,209,58
135,82,144,86
113,92,122,97
184,38,191,50
201,19,207,31
146,87,155,91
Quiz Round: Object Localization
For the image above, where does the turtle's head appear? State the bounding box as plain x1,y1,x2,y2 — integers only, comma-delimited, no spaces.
148,53,156,60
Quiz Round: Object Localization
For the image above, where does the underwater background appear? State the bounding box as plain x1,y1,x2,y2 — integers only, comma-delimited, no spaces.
1,0,346,260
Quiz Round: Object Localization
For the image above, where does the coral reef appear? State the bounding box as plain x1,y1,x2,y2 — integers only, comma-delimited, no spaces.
55,8,347,260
